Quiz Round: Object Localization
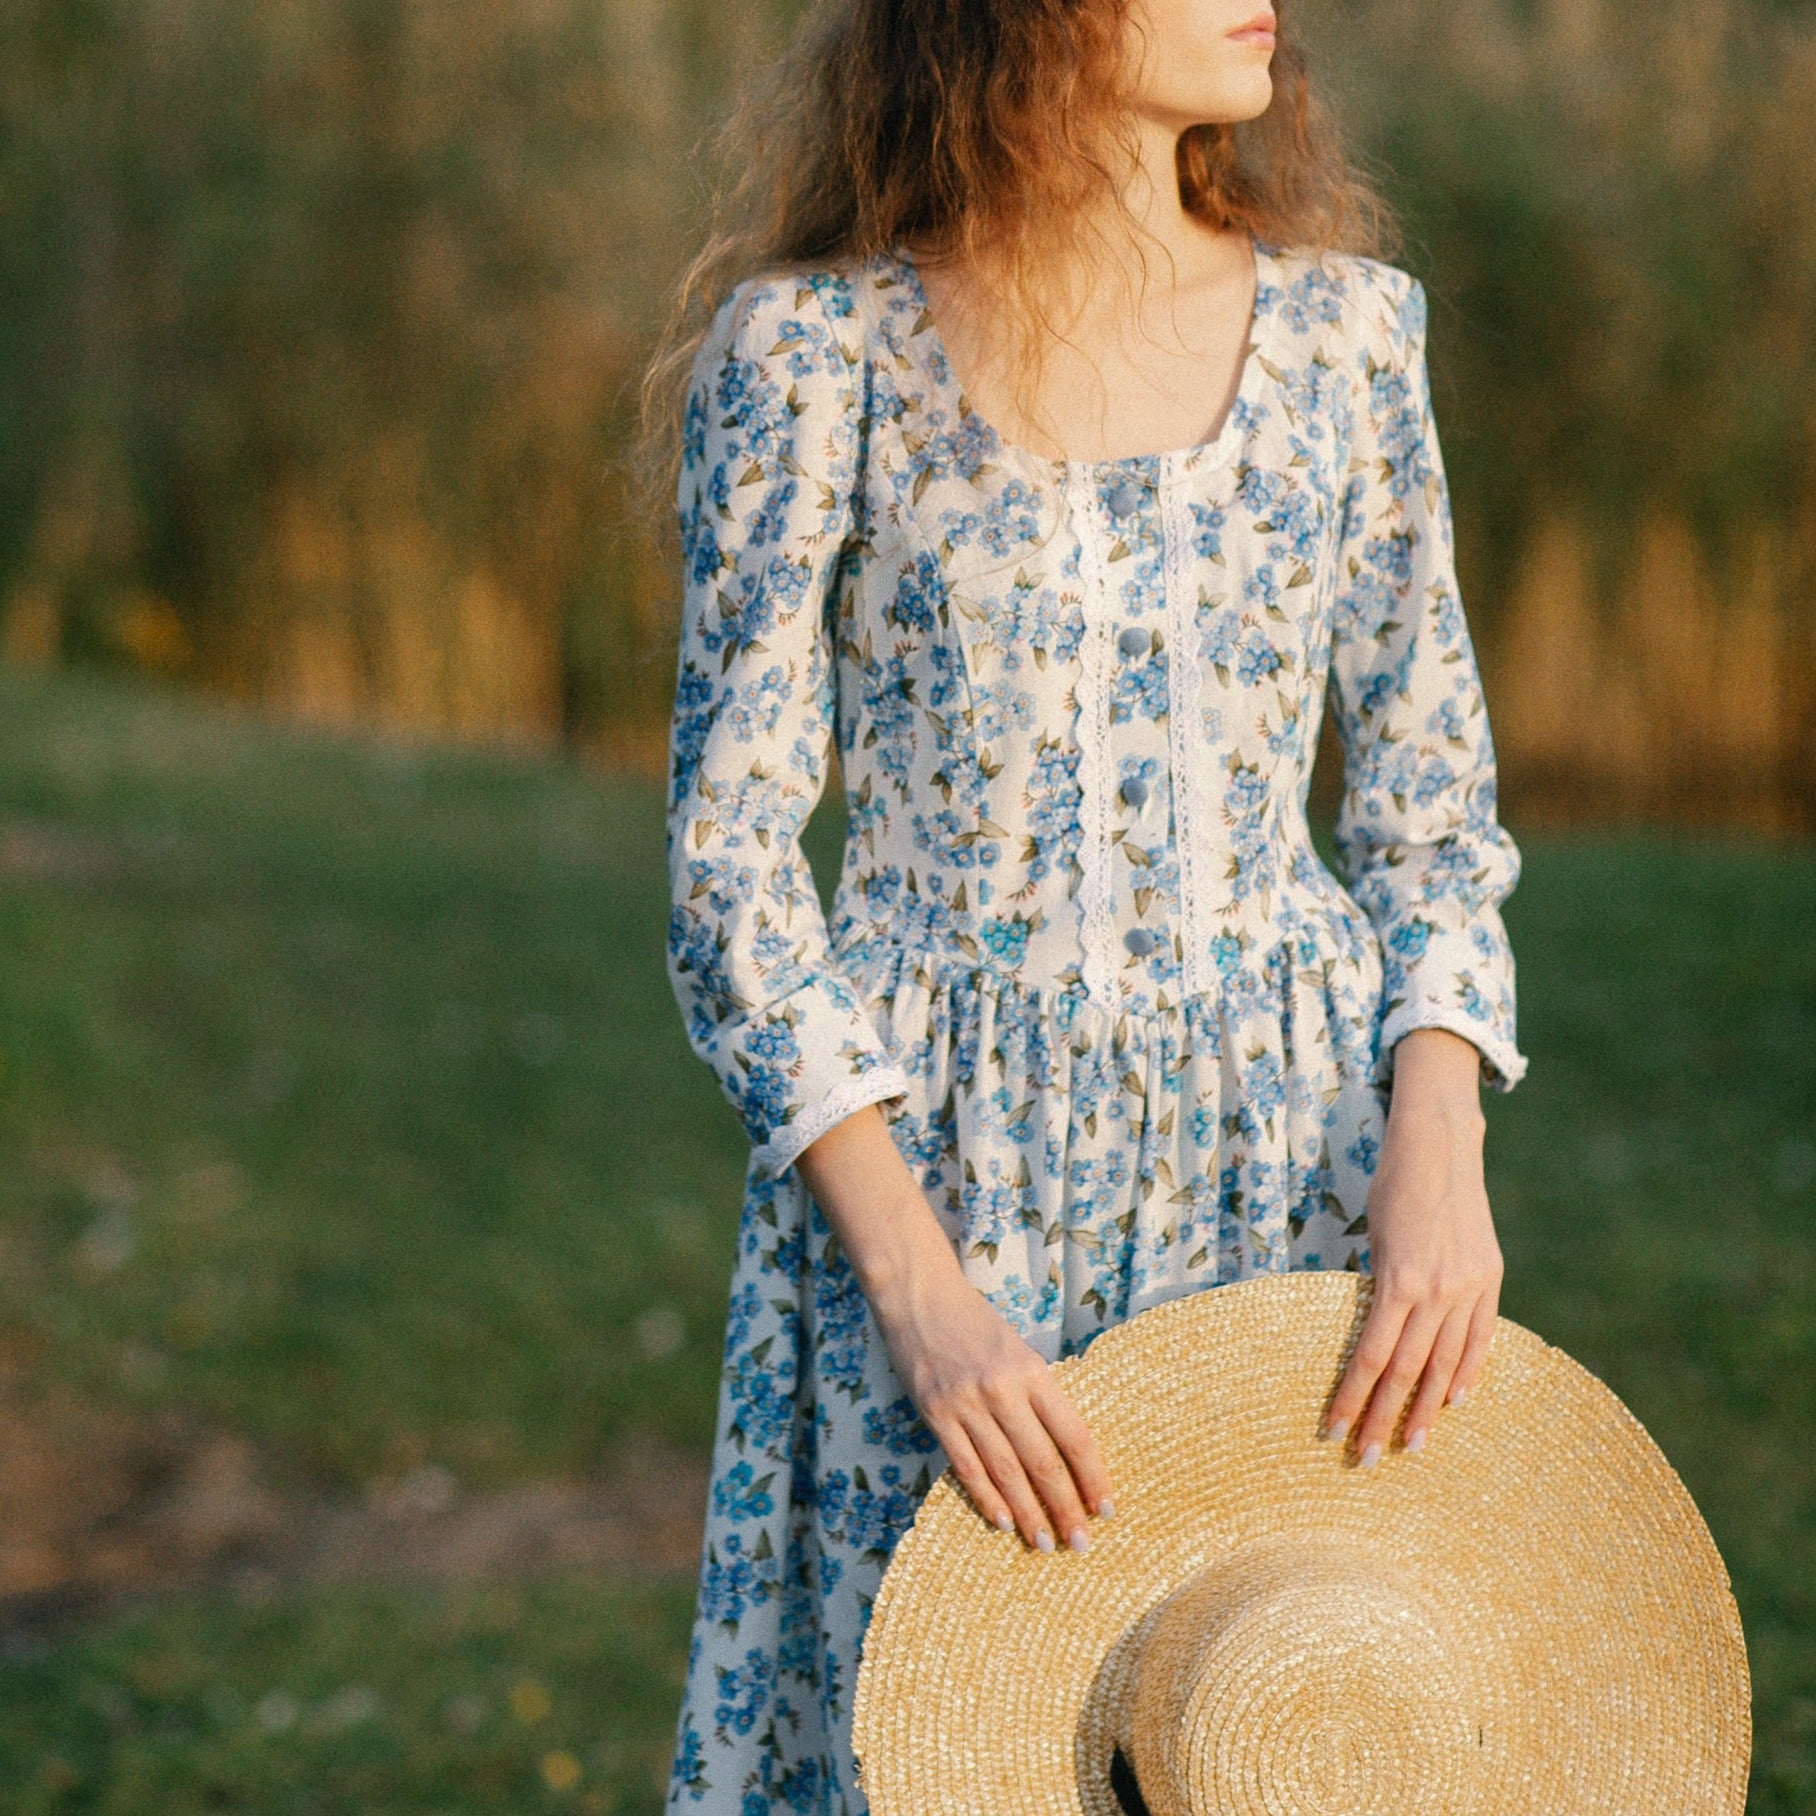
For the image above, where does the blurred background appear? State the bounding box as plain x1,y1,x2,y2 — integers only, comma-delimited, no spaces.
0,0,1809,1810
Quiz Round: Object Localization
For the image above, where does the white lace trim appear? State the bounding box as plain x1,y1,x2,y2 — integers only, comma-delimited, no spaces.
1377,1001,1530,1095
753,1065,914,1178
1065,472,1120,1010
1161,481,1207,998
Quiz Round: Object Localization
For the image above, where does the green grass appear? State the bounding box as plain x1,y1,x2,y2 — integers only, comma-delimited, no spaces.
0,1574,692,1816
0,666,1810,1810
1491,832,1816,1812
0,668,750,1484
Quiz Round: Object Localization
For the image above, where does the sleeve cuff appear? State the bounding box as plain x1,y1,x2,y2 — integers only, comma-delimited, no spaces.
1376,998,1529,1095
751,1066,914,1178
692,958,913,1169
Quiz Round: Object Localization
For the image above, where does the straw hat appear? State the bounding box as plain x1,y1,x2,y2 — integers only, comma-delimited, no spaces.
851,1270,1749,1816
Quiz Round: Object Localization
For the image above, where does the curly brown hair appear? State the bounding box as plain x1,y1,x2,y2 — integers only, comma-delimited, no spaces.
638,0,1395,495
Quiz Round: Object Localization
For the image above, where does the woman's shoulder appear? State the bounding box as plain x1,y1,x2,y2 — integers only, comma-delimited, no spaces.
1262,242,1429,361
700,259,870,378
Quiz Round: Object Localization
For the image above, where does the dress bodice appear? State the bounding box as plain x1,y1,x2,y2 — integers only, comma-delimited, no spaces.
667,239,1527,1177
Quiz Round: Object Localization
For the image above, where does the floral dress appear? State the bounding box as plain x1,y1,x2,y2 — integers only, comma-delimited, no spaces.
662,237,1528,1816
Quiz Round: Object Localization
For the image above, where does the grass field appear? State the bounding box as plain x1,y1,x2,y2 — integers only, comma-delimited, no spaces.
0,666,1810,1813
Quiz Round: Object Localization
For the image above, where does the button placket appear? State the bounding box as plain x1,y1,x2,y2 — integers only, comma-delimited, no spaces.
1064,470,1121,1008
1160,473,1204,997
1107,477,1145,519
1095,472,1172,982
1075,468,1178,995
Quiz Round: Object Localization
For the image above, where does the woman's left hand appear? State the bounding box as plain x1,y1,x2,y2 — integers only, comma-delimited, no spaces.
1322,1026,1503,1465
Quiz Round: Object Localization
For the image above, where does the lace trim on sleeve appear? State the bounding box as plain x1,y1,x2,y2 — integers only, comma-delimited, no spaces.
1063,472,1120,1011
751,1065,915,1179
1376,1002,1529,1095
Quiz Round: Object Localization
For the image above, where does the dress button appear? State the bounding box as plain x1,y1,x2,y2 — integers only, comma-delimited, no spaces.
1120,776,1149,808
1117,626,1150,658
1124,927,1158,957
1107,478,1144,518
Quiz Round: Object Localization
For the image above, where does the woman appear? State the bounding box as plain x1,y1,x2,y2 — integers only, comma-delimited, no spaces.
645,0,1528,1809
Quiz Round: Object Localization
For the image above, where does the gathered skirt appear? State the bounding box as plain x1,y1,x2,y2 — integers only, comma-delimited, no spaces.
665,928,1389,1816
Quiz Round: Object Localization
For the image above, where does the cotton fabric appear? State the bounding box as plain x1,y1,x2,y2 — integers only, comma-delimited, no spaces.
663,238,1527,1816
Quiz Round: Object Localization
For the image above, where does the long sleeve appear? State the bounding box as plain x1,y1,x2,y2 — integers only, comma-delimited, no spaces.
665,273,910,1174
1326,266,1530,1093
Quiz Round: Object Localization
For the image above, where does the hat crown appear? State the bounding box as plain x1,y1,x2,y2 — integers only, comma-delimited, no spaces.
1126,1533,1486,1816
850,1274,1752,1816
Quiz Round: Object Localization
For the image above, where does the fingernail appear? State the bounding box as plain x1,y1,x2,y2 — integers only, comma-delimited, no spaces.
1449,1384,1468,1406
1360,1441,1382,1468
1096,1497,1116,1520
1325,1417,1349,1442
1404,1428,1426,1454
1068,1528,1090,1553
1034,1529,1055,1553
994,1510,1016,1533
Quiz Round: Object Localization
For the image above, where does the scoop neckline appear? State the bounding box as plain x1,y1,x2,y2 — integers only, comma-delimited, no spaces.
886,235,1276,484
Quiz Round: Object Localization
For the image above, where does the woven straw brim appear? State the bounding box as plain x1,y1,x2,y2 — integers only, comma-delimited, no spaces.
851,1271,1750,1816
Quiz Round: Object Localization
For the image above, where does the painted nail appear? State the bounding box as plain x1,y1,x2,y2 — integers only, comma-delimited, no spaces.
994,1510,1016,1533
1097,1497,1117,1520
1449,1384,1468,1406
1325,1417,1350,1442
1034,1529,1055,1553
1405,1428,1427,1454
1068,1528,1090,1554
1360,1441,1382,1468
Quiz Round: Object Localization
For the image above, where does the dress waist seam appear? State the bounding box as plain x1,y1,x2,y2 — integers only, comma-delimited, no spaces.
830,923,1379,1030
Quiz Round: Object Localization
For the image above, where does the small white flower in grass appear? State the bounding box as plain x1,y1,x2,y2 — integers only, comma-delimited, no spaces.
634,1306,686,1359
81,1210,136,1272
87,1163,139,1214
318,1686,377,1729
398,1463,458,1516
255,1691,298,1735
443,1692,488,1734
368,1463,458,1519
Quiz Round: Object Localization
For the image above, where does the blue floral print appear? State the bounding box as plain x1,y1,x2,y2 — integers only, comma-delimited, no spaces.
663,238,1527,1816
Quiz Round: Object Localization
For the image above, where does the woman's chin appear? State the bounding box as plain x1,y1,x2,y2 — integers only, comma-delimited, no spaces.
1152,71,1274,131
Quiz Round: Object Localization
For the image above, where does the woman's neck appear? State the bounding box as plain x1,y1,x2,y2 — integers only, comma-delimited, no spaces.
1020,116,1251,338
909,122,1260,464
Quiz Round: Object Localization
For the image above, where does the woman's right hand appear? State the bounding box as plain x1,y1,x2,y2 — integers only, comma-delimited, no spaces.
869,1250,1114,1554
794,1101,1114,1553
